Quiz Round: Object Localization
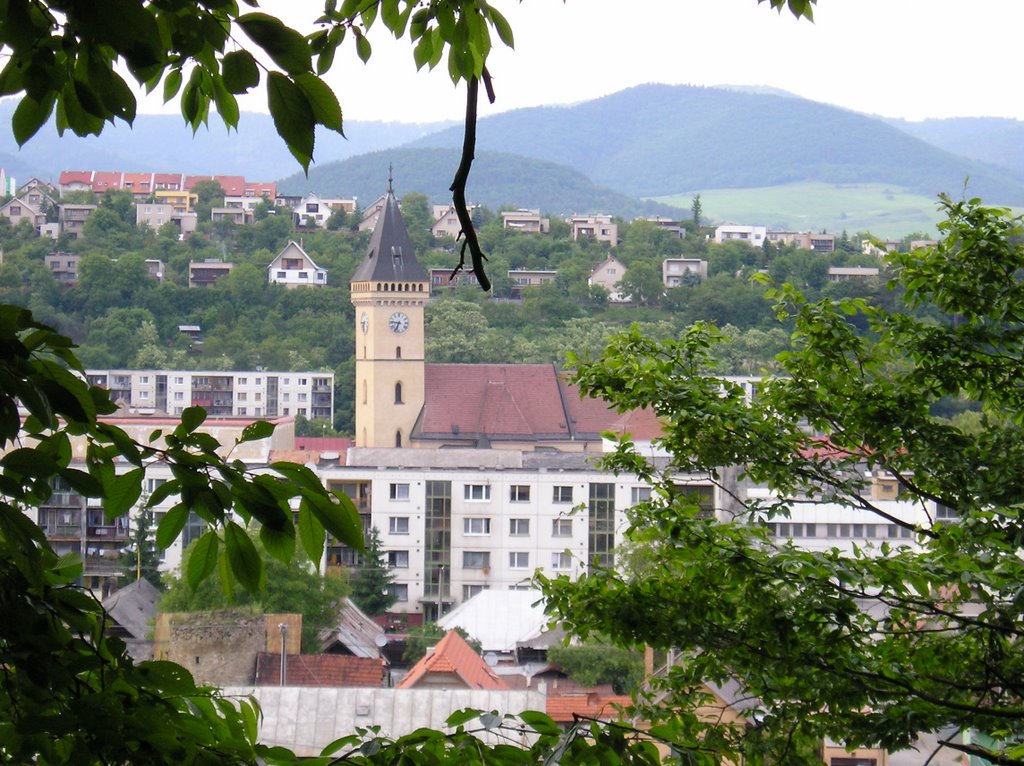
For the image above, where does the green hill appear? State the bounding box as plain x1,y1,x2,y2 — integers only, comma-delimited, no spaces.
277,147,684,216
887,116,1024,178
409,84,1024,205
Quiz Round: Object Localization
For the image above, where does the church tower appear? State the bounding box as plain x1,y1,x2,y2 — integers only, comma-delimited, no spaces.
350,178,430,448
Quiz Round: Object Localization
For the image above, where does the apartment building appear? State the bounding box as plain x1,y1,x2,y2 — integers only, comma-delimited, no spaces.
59,203,97,239
84,369,334,420
44,252,82,285
766,230,836,253
188,259,234,288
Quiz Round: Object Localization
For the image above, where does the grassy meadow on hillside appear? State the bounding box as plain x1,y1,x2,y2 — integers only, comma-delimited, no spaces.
653,182,955,239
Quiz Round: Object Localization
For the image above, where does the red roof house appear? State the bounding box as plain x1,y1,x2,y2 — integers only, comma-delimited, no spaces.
254,652,386,687
396,630,508,690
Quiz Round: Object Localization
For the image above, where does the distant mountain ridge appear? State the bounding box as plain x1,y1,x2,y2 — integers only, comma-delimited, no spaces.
277,147,684,217
885,116,1024,178
408,84,1024,205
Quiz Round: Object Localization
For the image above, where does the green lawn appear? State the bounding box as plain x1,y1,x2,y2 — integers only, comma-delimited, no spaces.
651,183,958,239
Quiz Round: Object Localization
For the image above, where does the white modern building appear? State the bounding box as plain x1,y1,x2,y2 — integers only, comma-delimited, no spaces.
84,369,334,420
715,224,767,248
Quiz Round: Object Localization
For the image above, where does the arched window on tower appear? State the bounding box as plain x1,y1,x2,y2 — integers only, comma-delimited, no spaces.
395,346,401,359
395,382,403,404
362,380,367,404
395,430,402,448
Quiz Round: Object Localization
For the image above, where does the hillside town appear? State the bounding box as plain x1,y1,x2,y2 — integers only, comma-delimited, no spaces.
3,167,966,766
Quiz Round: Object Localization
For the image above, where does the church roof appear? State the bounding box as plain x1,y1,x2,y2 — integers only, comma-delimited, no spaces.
413,363,662,445
351,189,428,283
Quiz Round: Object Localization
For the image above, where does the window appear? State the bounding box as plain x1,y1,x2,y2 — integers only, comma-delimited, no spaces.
510,485,530,502
463,517,491,535
389,516,410,535
139,391,149,400
255,392,262,401
389,483,410,501
631,486,652,504
238,407,247,415
395,430,402,448
552,518,572,537
553,486,573,503
463,551,490,569
394,382,403,404
464,484,491,501
238,377,247,384
551,551,573,570
386,583,409,601
282,393,290,402
509,518,530,536
936,503,960,520
140,376,149,384
588,483,616,569
238,392,247,401
463,584,488,600
509,552,530,569
298,378,307,386
297,393,307,402
387,550,409,568
146,478,167,494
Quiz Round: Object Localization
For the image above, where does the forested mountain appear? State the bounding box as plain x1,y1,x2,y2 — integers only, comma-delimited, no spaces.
886,116,1024,178
0,99,451,182
408,84,1024,204
277,147,683,216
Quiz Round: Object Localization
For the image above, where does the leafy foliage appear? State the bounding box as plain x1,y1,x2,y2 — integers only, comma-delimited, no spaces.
547,642,646,695
546,196,1024,765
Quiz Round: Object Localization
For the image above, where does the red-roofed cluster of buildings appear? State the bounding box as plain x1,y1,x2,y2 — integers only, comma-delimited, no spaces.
58,170,276,200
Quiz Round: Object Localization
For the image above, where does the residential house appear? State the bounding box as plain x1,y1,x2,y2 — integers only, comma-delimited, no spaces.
767,230,836,253
44,252,82,285
292,193,357,228
502,209,550,233
633,216,686,239
254,653,387,687
357,194,387,232
396,630,509,690
588,254,628,302
507,268,558,298
59,202,97,239
0,196,46,233
431,203,477,238
429,267,479,292
862,239,900,257
137,202,198,237
17,178,59,211
662,257,708,287
211,206,246,225
570,214,618,246
188,259,235,288
145,259,165,282
267,240,327,288
715,224,767,247
154,189,197,214
910,239,938,250
102,578,161,661
827,266,880,282
57,170,95,195
320,598,388,658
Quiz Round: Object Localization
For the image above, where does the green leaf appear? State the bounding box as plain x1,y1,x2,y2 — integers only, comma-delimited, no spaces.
12,93,55,146
104,467,144,520
58,467,104,498
162,69,183,103
303,491,364,549
271,462,325,493
237,13,312,74
297,502,326,568
259,521,296,564
156,502,190,549
518,710,561,735
354,28,372,63
293,72,343,133
239,420,275,444
225,521,263,591
487,6,515,48
446,708,483,727
221,50,260,94
146,478,180,508
187,531,220,589
179,406,207,435
267,72,314,171
211,75,240,128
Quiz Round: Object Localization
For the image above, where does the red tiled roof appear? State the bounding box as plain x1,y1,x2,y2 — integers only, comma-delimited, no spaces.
397,630,508,690
123,172,153,191
546,688,632,723
416,364,663,444
59,170,93,186
245,181,277,198
92,171,122,191
153,173,184,189
254,653,385,687
295,437,352,452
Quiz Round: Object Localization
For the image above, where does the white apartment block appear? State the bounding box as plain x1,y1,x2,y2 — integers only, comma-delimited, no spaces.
715,224,767,248
84,369,334,420
318,448,705,620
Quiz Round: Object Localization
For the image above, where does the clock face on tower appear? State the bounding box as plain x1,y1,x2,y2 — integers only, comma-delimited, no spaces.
389,311,410,333
360,313,369,334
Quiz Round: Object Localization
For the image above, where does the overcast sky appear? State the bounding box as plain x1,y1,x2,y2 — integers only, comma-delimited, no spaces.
217,0,1024,124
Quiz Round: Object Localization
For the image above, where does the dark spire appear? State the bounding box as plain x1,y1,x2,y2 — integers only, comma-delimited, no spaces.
351,181,428,284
